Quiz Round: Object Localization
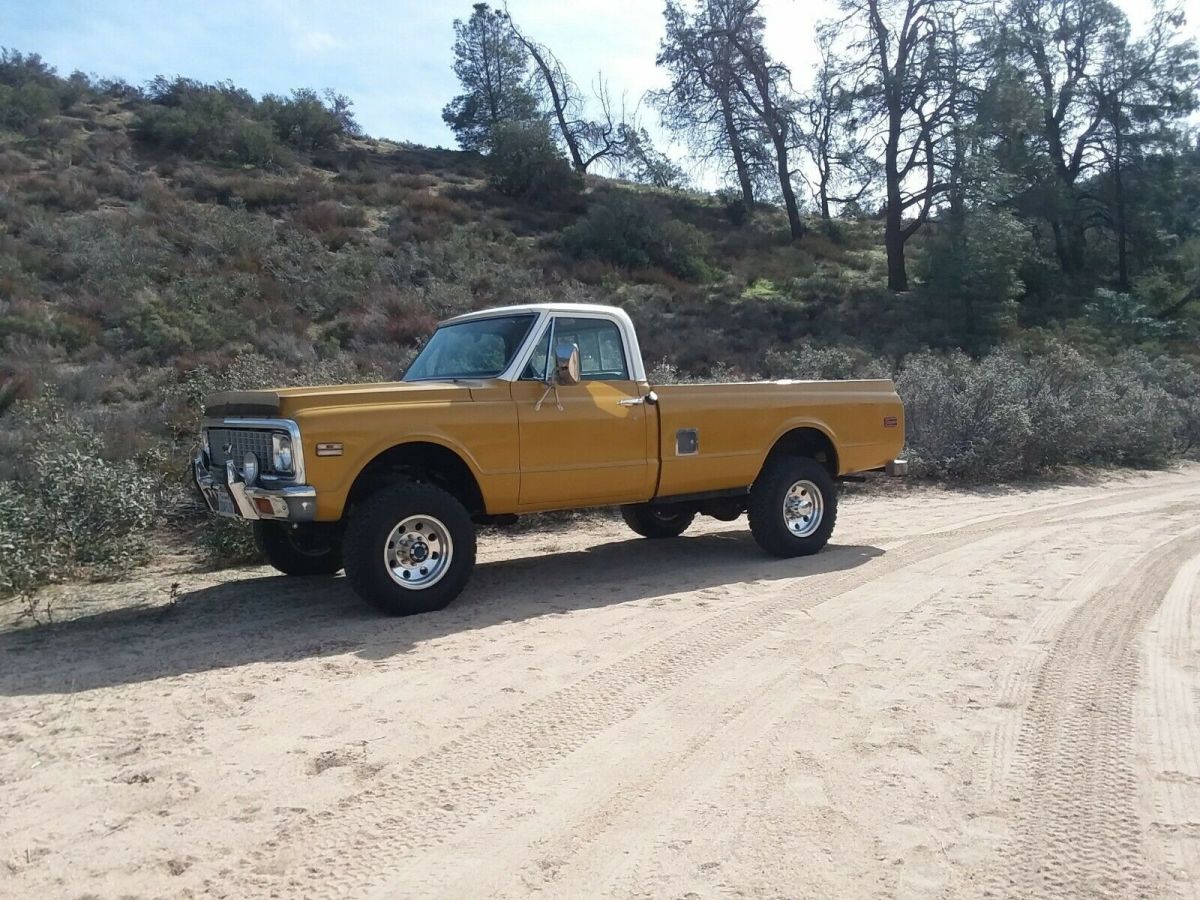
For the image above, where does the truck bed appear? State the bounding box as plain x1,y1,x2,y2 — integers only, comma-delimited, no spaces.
652,379,904,497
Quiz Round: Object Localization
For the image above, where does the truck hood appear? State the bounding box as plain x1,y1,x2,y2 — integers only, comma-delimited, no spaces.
204,381,478,418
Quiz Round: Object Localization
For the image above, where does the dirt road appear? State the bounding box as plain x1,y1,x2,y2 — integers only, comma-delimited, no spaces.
3,467,1200,899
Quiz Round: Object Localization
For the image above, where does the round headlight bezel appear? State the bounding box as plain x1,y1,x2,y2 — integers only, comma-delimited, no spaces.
242,451,260,485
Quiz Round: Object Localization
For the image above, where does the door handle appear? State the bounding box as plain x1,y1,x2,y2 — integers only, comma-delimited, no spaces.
618,391,657,407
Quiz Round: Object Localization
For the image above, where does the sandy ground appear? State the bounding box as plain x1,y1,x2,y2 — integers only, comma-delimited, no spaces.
2,467,1200,899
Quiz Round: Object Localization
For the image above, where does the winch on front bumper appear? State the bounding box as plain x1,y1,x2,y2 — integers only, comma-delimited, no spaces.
193,418,317,522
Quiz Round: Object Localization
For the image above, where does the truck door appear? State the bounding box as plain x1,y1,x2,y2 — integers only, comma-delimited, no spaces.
512,315,656,508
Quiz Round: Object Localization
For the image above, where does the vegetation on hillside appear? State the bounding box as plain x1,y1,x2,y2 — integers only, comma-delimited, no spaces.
0,0,1199,601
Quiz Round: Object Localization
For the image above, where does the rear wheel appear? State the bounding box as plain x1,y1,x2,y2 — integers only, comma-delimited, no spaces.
342,481,477,616
254,522,343,576
621,504,696,539
748,456,837,557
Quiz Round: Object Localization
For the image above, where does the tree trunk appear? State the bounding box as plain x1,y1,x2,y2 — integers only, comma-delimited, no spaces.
817,148,831,220
1112,124,1129,290
1050,218,1070,273
884,98,907,291
1066,219,1087,274
518,36,586,172
720,95,755,211
885,215,908,291
554,103,585,171
772,132,804,240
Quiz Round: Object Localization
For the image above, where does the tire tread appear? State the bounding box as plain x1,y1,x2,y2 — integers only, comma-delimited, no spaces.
748,456,837,557
342,481,476,615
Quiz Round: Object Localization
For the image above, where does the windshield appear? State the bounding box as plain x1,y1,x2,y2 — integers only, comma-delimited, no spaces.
404,314,536,381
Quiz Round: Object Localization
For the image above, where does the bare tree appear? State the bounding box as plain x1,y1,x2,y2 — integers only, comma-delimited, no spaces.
1001,0,1128,274
708,0,806,239
833,0,958,290
799,30,879,219
616,122,688,188
1091,2,1198,287
655,0,770,212
504,9,627,172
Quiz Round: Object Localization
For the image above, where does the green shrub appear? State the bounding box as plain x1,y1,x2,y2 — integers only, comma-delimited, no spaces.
561,191,713,281
135,79,356,165
913,210,1027,352
0,81,58,130
136,91,236,157
230,119,291,167
196,516,259,566
262,88,358,152
0,400,162,597
488,119,581,206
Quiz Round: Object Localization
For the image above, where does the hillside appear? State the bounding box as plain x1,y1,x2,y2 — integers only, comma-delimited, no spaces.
1,55,1199,600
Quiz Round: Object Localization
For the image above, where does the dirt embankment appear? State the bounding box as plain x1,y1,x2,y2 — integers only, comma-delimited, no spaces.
3,467,1200,898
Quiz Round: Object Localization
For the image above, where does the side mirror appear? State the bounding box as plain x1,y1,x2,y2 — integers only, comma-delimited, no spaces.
552,341,581,386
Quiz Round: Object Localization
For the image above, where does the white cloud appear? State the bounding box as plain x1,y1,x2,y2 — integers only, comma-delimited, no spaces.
292,30,341,54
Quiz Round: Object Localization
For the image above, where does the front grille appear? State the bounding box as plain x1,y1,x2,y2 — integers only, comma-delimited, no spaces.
208,428,277,475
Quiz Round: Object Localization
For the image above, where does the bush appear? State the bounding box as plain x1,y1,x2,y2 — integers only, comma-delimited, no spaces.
197,516,259,566
0,400,162,597
488,119,581,206
262,88,358,152
0,81,58,130
765,343,890,380
135,77,325,167
896,341,1196,479
913,210,1027,351
136,84,240,157
561,191,714,281
230,119,292,167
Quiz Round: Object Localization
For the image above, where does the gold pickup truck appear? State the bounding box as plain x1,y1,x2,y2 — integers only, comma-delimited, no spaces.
194,303,905,615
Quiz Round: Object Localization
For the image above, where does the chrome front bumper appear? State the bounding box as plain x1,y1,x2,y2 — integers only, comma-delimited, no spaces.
193,451,317,522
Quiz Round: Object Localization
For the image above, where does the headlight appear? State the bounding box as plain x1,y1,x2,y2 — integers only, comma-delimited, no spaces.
271,433,294,473
242,451,259,485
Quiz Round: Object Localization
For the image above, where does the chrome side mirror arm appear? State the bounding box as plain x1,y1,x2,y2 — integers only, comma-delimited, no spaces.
534,380,563,412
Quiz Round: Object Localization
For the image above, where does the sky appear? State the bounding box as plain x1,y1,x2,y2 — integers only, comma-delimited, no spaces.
4,0,1194,165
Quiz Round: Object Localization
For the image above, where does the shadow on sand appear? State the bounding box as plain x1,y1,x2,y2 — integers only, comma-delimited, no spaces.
0,530,882,696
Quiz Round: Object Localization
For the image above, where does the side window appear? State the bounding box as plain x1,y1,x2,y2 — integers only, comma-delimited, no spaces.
553,317,629,381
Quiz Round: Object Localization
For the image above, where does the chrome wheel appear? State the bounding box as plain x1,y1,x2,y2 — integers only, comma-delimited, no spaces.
384,515,453,589
782,479,823,538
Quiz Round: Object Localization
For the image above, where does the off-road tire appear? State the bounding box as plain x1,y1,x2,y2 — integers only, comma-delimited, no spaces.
620,504,696,539
253,522,343,576
748,456,837,557
342,481,476,616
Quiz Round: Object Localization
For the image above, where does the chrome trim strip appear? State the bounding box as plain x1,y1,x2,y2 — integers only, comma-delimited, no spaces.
494,310,551,382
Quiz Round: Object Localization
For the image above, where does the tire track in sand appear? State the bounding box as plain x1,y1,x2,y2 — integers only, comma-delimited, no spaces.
1138,547,1200,894
990,525,1200,899
220,482,1191,899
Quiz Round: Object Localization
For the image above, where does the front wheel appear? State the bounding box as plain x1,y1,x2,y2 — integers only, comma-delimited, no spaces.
620,504,696,539
254,522,343,576
748,456,837,557
342,481,477,616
